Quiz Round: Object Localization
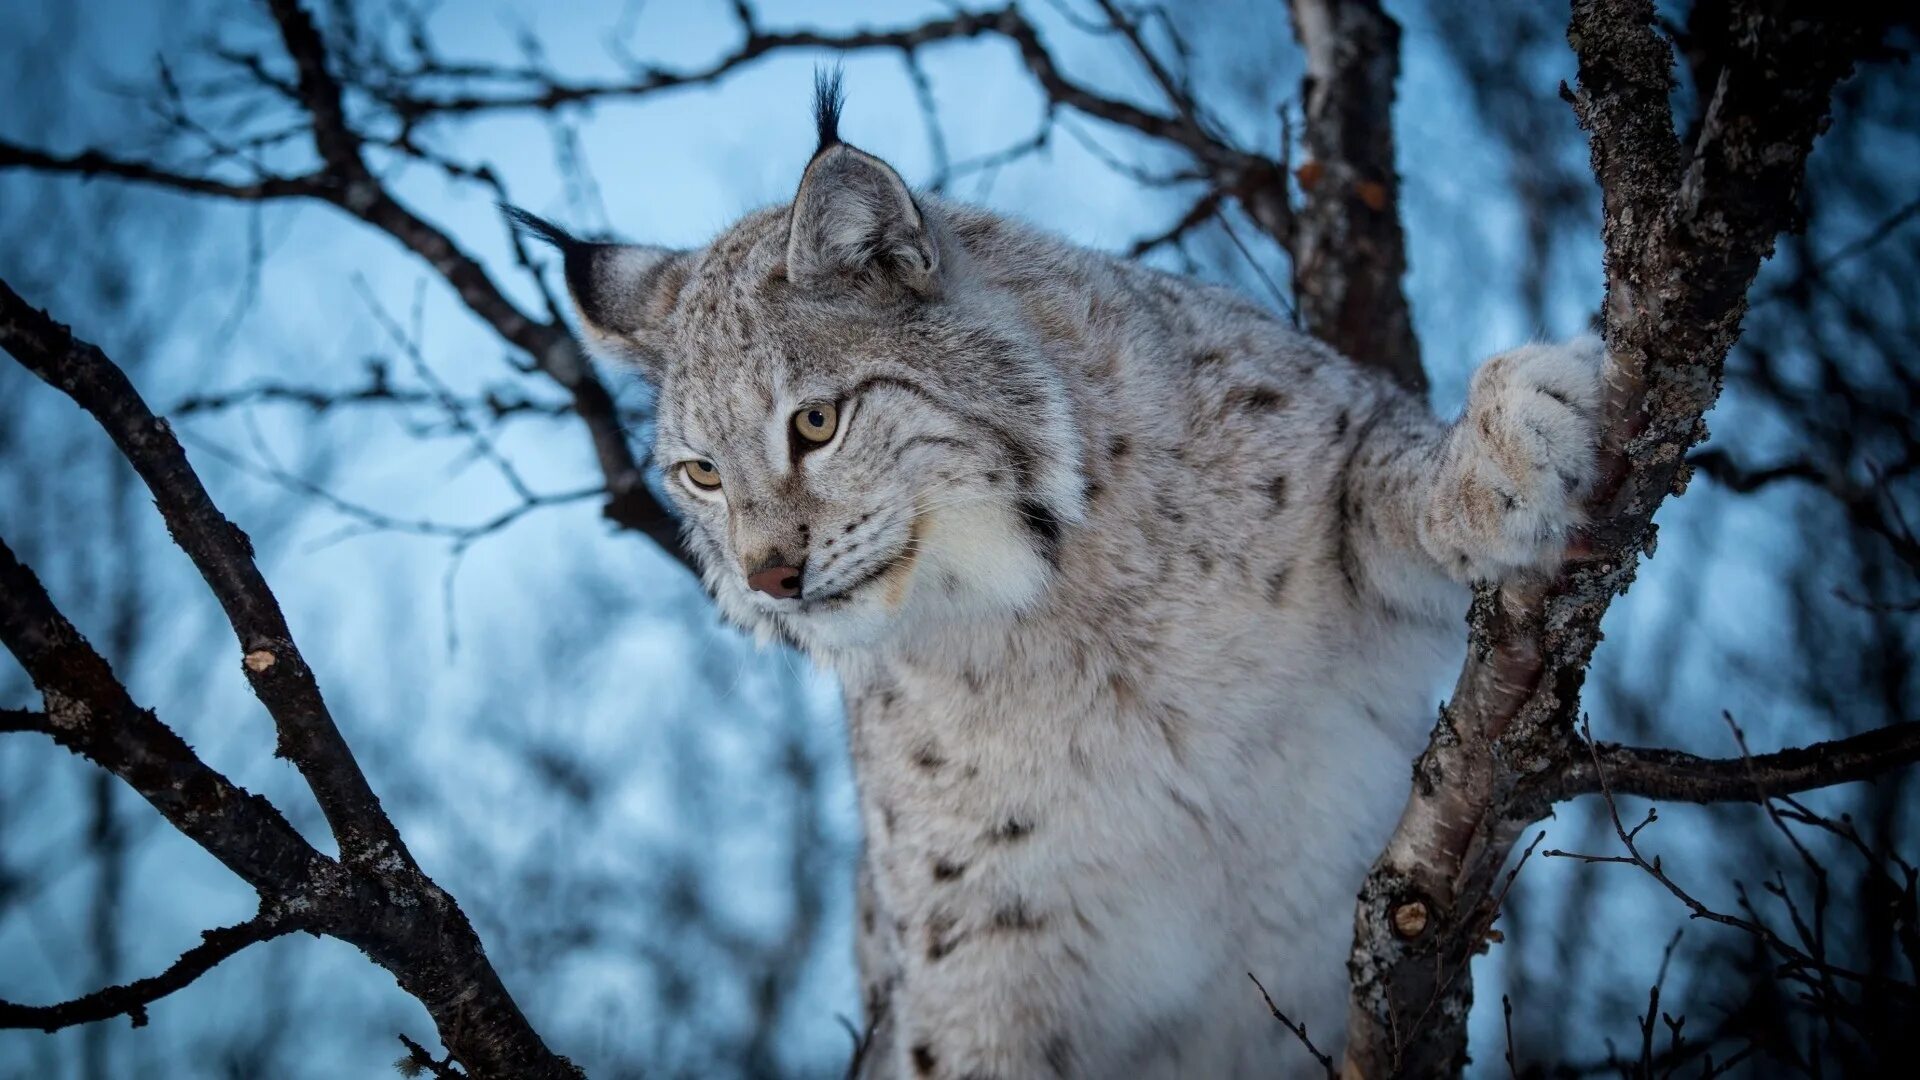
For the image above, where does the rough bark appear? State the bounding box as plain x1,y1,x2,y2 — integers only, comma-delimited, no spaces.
1339,3,1871,1075
1287,0,1424,393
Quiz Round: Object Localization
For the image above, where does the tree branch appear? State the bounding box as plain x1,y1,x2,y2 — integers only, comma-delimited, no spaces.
262,0,685,559
1341,2,1873,1073
0,3,689,565
1525,722,1920,809
0,279,583,1079
173,376,579,424
1286,0,1424,391
0,913,296,1033
0,278,413,869
1690,447,1920,570
372,6,1019,123
0,708,48,733
0,142,325,200
0,533,329,891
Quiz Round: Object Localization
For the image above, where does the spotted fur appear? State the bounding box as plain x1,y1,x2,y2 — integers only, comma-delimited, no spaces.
514,81,1600,1079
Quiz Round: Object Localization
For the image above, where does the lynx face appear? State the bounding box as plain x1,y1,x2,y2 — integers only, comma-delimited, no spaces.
510,76,1084,653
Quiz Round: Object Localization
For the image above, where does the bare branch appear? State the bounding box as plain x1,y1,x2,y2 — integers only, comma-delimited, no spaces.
173,377,578,424
0,5,689,565
1525,722,1920,809
261,1,682,553
371,8,1019,123
0,913,295,1033
1127,189,1223,259
1690,447,1920,570
0,708,47,733
397,1033,468,1079
0,278,583,1079
0,533,328,890
1248,972,1336,1076
1542,718,1919,1001
0,142,324,200
0,277,414,869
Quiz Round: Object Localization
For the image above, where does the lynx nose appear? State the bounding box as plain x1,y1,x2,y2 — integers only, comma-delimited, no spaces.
746,564,804,599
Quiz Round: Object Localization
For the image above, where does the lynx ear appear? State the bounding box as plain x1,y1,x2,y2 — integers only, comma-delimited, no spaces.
785,72,939,296
502,205,689,379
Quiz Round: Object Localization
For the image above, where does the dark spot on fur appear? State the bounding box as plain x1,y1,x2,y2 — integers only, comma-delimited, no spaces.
1264,475,1288,512
991,817,1033,842
926,910,965,960
1191,349,1227,366
1226,386,1287,413
933,859,966,882
1330,405,1383,599
1336,487,1362,595
991,897,1045,931
960,666,984,694
912,741,946,772
1084,479,1103,503
1266,566,1291,604
1108,435,1131,459
912,1044,938,1076
1045,1035,1072,1077
1018,499,1063,567
1334,409,1350,439
1191,546,1214,574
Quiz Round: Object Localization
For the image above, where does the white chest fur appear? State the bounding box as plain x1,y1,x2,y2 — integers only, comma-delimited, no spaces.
838,555,1465,1079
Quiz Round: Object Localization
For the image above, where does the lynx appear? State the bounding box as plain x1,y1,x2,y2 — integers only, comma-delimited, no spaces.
510,74,1600,1079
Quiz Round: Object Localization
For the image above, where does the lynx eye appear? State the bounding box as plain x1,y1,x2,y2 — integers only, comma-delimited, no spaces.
792,402,839,445
680,459,722,491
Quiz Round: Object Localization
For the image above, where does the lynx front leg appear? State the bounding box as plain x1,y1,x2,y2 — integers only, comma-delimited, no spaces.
1420,337,1604,582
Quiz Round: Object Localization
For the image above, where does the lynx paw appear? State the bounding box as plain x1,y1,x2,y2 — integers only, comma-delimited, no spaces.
1423,336,1603,582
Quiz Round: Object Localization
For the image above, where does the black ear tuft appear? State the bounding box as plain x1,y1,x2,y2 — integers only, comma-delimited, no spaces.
500,204,580,253
812,66,845,155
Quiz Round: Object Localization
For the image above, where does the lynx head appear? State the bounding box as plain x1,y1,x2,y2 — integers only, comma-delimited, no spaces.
509,73,1085,654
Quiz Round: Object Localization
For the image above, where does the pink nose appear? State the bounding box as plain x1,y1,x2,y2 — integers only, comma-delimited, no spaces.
747,565,803,599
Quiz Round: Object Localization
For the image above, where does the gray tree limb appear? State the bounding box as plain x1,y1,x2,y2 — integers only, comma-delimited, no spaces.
1339,2,1874,1074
